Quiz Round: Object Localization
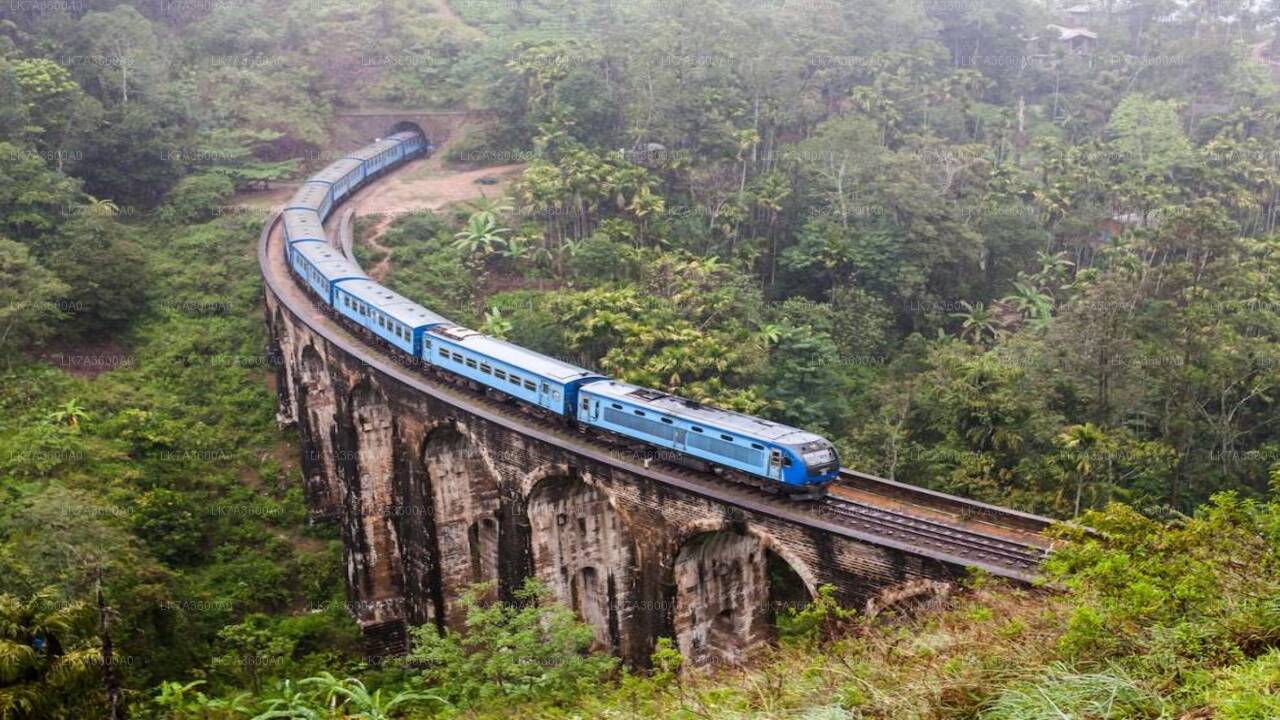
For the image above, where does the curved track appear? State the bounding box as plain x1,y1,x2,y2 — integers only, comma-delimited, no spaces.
262,140,1058,584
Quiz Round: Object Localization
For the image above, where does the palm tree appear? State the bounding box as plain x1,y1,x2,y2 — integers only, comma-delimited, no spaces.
46,399,89,429
452,213,511,257
0,591,99,719
1002,280,1055,332
481,308,513,339
499,235,532,264
950,301,1002,346
462,197,513,225
84,197,119,218
1057,423,1111,518
755,323,784,350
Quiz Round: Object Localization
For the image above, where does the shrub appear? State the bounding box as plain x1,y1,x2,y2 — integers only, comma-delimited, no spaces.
1209,650,1280,720
406,579,618,708
161,173,235,224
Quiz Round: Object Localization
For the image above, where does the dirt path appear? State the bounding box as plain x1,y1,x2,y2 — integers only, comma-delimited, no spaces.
337,127,526,280
358,213,397,281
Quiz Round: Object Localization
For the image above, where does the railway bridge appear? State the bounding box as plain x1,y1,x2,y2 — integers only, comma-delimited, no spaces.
260,122,1057,667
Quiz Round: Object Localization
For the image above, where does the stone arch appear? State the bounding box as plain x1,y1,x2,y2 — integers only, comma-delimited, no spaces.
671,528,814,668
526,473,635,658
421,422,502,627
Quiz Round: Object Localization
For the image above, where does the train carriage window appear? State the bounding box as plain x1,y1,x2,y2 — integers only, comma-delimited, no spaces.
438,347,448,358
661,417,674,424
479,363,492,375
465,358,477,369
751,443,765,450
451,352,463,362
523,380,536,391
633,409,645,416
691,427,703,433
508,374,521,385
424,340,431,350
721,434,734,442
611,403,623,410
494,369,507,380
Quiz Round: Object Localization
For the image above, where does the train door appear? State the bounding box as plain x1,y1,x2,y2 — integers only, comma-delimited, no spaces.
539,382,555,411
767,448,784,481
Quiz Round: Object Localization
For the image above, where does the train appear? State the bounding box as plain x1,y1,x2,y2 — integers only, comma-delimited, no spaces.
282,129,840,494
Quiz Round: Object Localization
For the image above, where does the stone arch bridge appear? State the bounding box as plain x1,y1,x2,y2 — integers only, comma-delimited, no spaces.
260,123,1055,667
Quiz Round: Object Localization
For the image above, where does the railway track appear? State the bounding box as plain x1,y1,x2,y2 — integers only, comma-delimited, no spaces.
820,495,1048,575
263,160,1058,584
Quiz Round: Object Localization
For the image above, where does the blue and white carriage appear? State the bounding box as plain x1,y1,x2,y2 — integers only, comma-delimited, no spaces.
421,325,603,416
288,241,368,306
334,280,451,356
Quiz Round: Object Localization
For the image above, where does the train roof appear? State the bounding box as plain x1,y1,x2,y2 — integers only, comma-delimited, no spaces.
580,380,830,447
338,280,452,328
293,241,368,282
426,325,602,383
287,182,330,212
309,158,364,185
282,209,325,242
346,138,403,161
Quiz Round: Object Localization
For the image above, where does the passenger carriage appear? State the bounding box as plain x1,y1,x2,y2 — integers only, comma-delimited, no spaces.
388,131,428,158
346,138,405,178
334,280,451,356
281,209,325,262
421,325,603,416
288,241,369,306
287,182,335,220
308,158,366,207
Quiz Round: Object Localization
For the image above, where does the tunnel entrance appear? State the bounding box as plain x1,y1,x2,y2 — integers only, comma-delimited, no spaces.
387,121,428,142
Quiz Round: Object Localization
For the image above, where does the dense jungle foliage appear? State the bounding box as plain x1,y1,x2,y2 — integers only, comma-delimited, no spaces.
2,0,1280,716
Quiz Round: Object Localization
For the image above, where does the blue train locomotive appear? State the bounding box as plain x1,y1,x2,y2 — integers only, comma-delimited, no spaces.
283,129,839,493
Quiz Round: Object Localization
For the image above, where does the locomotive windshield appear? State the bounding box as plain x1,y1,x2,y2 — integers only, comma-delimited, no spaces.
799,440,837,469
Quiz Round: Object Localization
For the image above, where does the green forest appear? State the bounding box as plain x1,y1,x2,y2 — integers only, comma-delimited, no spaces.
3,0,1280,716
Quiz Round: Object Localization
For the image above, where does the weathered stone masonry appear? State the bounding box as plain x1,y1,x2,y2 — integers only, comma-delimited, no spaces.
264,288,967,667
